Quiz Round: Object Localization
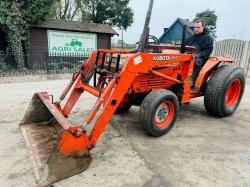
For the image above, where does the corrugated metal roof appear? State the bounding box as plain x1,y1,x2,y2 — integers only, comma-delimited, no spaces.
31,19,117,35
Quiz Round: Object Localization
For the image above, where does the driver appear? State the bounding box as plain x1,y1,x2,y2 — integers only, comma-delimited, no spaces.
186,19,214,87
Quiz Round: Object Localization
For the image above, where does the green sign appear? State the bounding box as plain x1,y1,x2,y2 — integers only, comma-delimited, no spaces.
48,30,97,55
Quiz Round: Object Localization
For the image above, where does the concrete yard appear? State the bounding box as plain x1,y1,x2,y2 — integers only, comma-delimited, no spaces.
0,79,249,187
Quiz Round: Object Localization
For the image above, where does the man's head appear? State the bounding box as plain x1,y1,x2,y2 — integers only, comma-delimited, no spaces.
194,19,205,35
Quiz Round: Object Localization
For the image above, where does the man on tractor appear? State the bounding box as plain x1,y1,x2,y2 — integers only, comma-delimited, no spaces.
186,19,214,87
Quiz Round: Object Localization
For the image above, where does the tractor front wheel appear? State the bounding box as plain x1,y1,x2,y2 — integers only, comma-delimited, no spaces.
140,90,179,137
204,65,245,117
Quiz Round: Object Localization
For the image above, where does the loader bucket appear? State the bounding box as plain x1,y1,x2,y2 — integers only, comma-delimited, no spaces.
20,92,92,186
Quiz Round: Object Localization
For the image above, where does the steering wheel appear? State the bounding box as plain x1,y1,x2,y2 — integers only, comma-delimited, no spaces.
148,35,160,45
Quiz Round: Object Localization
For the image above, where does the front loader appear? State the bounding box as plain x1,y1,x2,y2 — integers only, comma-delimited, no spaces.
20,0,246,186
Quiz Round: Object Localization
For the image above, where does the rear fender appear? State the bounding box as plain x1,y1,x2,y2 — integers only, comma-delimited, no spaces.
194,57,234,92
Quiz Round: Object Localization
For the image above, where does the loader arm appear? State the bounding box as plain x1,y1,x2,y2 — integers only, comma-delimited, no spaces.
59,52,150,147
19,50,141,186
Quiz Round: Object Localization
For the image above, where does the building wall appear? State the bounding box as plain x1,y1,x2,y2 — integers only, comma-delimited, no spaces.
30,28,48,54
30,27,112,55
97,34,111,49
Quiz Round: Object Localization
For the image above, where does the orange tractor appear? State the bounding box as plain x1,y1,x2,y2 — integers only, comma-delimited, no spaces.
20,0,245,186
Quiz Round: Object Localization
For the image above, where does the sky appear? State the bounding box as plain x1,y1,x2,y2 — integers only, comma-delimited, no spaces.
113,0,250,44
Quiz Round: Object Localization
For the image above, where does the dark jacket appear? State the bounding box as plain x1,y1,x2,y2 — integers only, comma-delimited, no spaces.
186,28,214,65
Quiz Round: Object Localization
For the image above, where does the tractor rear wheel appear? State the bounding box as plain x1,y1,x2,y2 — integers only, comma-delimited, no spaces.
204,65,245,117
140,90,179,137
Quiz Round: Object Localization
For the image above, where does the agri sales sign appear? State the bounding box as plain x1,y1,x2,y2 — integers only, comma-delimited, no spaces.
47,30,97,56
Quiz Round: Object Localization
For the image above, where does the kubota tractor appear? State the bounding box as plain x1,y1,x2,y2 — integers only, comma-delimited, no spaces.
20,0,245,186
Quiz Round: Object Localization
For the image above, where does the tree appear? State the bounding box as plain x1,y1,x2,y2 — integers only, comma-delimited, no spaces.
80,0,134,29
80,0,133,49
0,2,27,68
113,3,133,48
113,5,133,30
24,0,57,24
54,0,82,21
23,0,57,62
0,0,56,68
193,9,217,38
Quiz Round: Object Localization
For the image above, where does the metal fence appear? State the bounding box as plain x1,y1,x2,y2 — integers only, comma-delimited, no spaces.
212,39,250,77
0,53,89,77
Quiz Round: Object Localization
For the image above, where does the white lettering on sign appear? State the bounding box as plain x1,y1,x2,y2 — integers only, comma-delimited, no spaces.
153,56,180,61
